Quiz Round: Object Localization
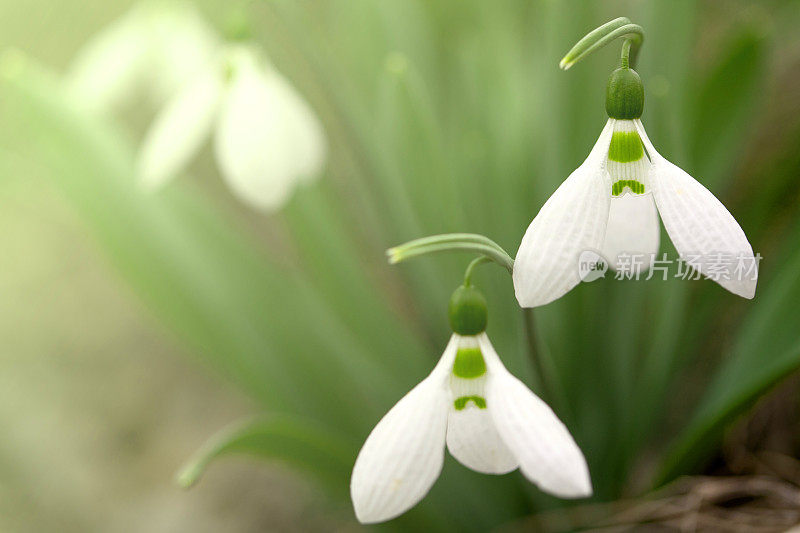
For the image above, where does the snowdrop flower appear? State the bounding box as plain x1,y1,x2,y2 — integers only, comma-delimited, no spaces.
66,2,219,115
514,67,757,307
351,285,591,523
138,45,326,211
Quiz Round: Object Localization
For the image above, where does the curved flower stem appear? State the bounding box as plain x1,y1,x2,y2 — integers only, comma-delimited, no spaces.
387,233,514,273
463,256,491,286
620,38,634,69
522,309,554,407
559,17,644,70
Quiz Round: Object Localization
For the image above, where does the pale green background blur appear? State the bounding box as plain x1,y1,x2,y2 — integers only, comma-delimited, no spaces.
0,2,344,531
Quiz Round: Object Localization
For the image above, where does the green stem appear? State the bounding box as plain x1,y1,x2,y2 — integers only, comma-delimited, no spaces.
463,256,491,286
387,233,514,273
559,17,644,70
621,38,633,69
521,308,563,412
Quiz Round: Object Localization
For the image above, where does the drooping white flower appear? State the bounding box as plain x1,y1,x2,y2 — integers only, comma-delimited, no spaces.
514,64,758,307
138,45,327,211
513,116,757,307
66,2,219,115
350,332,591,524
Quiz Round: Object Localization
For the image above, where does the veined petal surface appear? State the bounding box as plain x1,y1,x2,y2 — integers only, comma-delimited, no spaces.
214,51,326,211
635,120,757,298
138,70,222,190
479,335,592,498
446,406,518,474
514,121,613,307
601,193,660,272
350,337,457,524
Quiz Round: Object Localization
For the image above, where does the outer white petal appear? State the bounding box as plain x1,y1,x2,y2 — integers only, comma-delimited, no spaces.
446,403,518,475
513,121,614,307
65,9,150,114
146,2,221,103
350,336,457,524
600,193,660,272
479,334,592,498
214,51,326,211
635,120,757,298
138,70,222,190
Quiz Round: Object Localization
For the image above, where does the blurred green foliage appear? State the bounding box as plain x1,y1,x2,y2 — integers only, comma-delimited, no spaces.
1,0,800,530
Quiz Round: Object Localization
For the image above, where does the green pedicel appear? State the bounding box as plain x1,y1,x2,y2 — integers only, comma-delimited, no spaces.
454,395,486,410
452,347,486,378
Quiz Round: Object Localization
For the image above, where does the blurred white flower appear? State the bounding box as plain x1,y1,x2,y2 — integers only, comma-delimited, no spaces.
350,333,591,524
66,2,219,114
513,118,757,307
138,45,327,211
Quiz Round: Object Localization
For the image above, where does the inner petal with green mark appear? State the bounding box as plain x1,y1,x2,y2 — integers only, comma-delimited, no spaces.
453,346,486,378
450,336,489,410
454,395,486,410
607,120,649,197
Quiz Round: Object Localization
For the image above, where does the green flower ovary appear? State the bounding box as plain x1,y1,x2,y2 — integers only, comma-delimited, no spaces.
452,347,486,378
454,395,486,410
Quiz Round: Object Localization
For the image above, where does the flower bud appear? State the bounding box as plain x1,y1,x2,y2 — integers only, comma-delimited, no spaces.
448,285,488,335
605,67,644,119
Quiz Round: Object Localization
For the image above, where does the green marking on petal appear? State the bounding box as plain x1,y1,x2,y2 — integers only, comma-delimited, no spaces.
452,347,486,378
454,395,487,410
612,179,646,196
608,130,644,163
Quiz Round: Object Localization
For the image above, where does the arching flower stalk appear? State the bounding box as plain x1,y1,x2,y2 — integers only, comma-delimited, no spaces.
514,18,758,307
351,266,590,524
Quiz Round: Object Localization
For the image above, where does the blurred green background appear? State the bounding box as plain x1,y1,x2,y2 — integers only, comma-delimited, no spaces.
1,0,799,531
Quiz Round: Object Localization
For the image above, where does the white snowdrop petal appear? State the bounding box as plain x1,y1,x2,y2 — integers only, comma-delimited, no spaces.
513,121,614,307
138,71,222,190
350,337,457,524
479,335,592,498
146,3,220,103
272,72,327,184
446,404,518,474
66,10,150,114
601,193,660,272
635,121,757,298
214,57,326,211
